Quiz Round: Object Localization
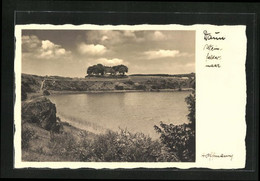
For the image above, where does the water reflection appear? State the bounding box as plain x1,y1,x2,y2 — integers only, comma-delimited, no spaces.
49,91,191,139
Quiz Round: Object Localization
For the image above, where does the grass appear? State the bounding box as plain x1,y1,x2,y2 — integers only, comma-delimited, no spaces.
21,121,93,161
22,122,180,162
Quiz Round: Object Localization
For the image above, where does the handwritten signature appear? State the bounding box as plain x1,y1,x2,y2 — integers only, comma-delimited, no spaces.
202,152,233,161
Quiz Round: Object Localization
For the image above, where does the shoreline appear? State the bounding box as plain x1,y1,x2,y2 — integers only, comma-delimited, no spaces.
26,88,193,100
48,88,193,95
56,113,108,135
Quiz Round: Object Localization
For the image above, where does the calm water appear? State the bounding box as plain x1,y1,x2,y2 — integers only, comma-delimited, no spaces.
48,91,191,139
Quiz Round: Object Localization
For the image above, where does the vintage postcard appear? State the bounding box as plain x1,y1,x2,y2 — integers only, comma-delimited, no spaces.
14,24,246,169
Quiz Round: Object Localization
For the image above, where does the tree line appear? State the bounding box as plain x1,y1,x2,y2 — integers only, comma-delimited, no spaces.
87,64,128,76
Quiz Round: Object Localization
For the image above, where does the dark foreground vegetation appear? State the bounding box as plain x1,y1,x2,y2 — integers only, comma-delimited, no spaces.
154,90,195,162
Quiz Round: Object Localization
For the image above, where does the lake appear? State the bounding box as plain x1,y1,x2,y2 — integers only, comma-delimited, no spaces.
48,91,191,139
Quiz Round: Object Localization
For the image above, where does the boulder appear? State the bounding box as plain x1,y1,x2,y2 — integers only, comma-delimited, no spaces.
22,97,57,131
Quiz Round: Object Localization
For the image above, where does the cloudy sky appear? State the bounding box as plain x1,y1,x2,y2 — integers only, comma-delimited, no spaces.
22,30,195,77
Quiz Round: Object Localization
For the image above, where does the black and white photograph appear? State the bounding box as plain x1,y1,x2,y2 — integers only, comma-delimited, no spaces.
20,28,196,163
1,1,258,179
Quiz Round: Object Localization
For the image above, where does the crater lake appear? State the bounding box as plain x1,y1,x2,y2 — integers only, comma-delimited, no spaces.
48,91,191,139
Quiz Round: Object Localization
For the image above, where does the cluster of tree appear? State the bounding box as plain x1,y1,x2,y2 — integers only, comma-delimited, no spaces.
87,64,128,76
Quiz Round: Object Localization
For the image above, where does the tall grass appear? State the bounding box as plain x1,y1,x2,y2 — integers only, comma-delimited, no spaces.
78,129,163,162
45,128,167,162
22,127,36,150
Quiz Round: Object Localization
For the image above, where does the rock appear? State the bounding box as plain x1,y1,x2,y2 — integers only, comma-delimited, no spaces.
22,97,57,131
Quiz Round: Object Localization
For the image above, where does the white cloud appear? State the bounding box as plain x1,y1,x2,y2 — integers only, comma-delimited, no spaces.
22,35,71,59
86,30,123,45
55,48,66,56
78,43,107,55
144,49,180,59
144,49,194,60
85,30,143,45
123,30,136,38
22,35,41,52
42,40,56,50
39,40,71,59
101,35,108,41
96,58,126,66
153,31,166,40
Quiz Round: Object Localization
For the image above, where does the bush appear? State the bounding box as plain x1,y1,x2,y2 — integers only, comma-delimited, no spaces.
125,80,134,85
43,89,50,96
79,129,162,162
135,84,146,90
115,85,124,90
151,85,160,89
185,90,195,129
21,90,27,101
40,126,194,162
154,90,196,162
48,132,80,161
50,117,64,134
22,127,36,150
154,123,195,162
46,128,162,162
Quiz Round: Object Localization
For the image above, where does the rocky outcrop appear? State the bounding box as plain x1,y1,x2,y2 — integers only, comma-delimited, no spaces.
22,74,43,93
22,97,57,131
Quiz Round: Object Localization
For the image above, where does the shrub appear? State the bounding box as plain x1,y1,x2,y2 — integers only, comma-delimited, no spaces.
151,85,160,89
79,129,162,162
50,117,64,134
125,80,134,85
47,128,161,162
135,84,146,90
21,90,27,101
48,132,80,161
115,85,124,90
154,89,196,162
22,127,36,150
185,90,195,129
154,123,195,162
43,89,50,96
